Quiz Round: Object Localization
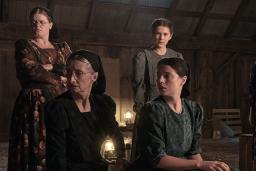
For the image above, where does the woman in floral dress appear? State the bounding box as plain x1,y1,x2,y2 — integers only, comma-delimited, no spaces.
8,7,71,171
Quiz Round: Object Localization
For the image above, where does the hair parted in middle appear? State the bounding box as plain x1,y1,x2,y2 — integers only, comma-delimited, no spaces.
67,50,106,94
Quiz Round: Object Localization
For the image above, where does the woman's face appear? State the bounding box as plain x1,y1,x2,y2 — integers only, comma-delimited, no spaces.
31,13,52,39
67,59,98,96
153,26,172,48
157,64,186,97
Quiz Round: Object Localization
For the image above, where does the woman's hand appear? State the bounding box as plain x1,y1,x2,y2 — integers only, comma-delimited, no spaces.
115,158,129,171
197,160,230,171
42,64,53,71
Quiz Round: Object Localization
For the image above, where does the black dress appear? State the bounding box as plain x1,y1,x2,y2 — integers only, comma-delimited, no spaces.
45,91,125,171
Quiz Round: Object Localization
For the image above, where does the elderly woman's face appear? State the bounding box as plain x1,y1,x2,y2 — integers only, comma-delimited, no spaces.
157,64,186,97
67,59,98,95
31,13,52,39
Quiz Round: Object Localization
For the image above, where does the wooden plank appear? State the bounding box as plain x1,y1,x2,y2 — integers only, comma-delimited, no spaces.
224,0,250,38
0,0,8,22
124,0,138,32
175,10,201,18
86,0,97,30
214,53,239,74
225,120,241,125
0,0,3,22
175,10,232,20
232,125,242,130
0,133,8,142
166,0,179,20
233,127,242,135
47,0,90,6
212,108,240,113
193,0,216,36
46,0,55,14
234,131,242,135
241,16,256,23
213,115,240,120
234,130,242,134
212,108,242,136
207,13,233,20
233,128,242,132
239,133,256,171
175,10,256,22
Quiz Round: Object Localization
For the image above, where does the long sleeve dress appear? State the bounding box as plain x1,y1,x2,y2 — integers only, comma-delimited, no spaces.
8,39,71,171
45,91,125,171
131,96,203,171
132,48,183,113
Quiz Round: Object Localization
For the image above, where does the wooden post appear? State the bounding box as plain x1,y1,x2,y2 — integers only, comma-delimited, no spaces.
239,134,256,171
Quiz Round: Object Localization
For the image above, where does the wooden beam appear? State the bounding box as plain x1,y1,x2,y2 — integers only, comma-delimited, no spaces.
171,36,256,53
0,133,8,142
0,0,8,22
0,23,256,52
124,0,138,32
175,10,202,18
224,0,249,38
137,6,167,14
214,52,239,74
86,0,98,30
46,0,55,13
175,10,256,23
48,0,88,7
0,0,3,22
193,0,216,36
166,0,179,20
207,13,233,20
0,39,14,49
176,10,233,20
241,16,256,23
55,30,256,54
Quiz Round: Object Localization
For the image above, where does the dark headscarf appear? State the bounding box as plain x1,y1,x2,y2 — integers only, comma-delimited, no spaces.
158,57,190,98
29,7,59,42
67,50,106,94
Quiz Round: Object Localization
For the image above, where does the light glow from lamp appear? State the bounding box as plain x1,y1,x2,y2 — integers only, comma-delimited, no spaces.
100,139,116,162
105,140,115,151
125,111,133,119
124,111,133,125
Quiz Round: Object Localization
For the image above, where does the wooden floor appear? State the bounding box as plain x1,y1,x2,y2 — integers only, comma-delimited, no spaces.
0,138,239,171
201,138,239,170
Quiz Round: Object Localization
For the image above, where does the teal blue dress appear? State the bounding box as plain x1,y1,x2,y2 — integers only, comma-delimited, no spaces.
132,96,204,171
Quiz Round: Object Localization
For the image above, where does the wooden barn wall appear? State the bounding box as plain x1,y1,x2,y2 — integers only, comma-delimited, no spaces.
0,44,20,141
0,39,255,141
182,50,256,136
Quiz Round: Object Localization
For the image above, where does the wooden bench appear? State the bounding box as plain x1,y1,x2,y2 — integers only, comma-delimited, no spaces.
212,108,241,136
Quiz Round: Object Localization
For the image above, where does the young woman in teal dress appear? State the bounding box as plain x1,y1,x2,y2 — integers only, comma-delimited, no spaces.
130,58,230,171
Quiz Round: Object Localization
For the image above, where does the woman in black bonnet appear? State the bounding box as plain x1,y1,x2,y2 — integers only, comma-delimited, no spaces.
45,50,127,171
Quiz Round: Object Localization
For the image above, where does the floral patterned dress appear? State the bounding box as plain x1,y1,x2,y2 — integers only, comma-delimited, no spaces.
8,39,71,171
